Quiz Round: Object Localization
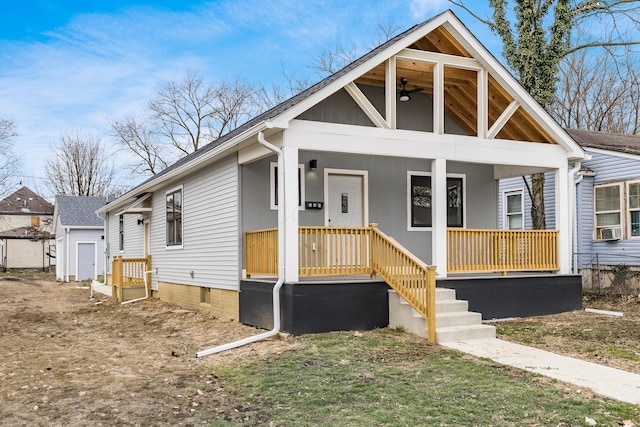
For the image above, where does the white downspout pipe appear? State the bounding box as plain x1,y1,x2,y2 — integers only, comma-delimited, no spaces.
120,270,153,305
196,129,285,358
569,160,582,274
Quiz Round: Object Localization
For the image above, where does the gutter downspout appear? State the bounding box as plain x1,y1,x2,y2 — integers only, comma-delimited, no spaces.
121,270,153,305
196,128,285,358
568,160,581,274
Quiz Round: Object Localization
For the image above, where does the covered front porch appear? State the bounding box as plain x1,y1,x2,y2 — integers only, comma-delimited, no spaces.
241,224,581,339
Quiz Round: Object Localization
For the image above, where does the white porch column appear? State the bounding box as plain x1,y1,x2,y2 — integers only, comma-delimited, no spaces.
431,158,447,277
555,166,571,274
282,145,300,282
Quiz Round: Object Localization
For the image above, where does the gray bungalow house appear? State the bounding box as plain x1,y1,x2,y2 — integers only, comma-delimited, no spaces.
54,196,108,282
500,129,640,291
97,10,584,342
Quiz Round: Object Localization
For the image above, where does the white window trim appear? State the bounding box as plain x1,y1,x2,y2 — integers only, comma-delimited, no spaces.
407,171,466,231
270,162,305,211
165,184,184,249
626,180,640,240
503,189,524,230
118,214,125,253
593,182,624,240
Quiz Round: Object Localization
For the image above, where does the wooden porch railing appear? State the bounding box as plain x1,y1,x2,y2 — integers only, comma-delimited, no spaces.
245,225,437,342
447,229,559,273
111,255,152,302
370,226,437,343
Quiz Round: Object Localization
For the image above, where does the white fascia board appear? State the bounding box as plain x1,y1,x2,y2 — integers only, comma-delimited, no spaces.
63,225,104,230
585,147,640,162
440,18,584,161
96,120,276,214
286,120,568,169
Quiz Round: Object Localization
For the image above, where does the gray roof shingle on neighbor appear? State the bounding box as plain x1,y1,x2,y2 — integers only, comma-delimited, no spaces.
56,196,109,227
565,128,640,156
0,186,53,215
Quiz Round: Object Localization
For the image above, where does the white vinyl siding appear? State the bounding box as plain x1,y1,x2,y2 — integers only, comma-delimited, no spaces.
149,155,239,291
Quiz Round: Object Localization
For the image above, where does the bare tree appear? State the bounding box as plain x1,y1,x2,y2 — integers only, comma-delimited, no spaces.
0,118,20,196
45,131,116,196
450,0,640,229
110,116,169,176
550,50,640,134
111,72,259,175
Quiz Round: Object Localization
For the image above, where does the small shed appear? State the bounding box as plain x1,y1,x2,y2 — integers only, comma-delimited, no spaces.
53,196,108,282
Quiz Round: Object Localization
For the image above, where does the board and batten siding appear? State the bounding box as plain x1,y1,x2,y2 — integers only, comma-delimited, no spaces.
498,171,556,230
149,154,240,291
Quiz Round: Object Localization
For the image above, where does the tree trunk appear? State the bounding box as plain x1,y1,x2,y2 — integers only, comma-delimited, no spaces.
530,173,546,230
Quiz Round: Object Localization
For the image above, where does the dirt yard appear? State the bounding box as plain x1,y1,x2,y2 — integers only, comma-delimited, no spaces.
0,273,293,426
1,274,639,426
496,292,640,374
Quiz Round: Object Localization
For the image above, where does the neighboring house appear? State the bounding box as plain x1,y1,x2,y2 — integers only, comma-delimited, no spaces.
0,186,54,272
53,196,109,282
97,11,584,339
500,129,640,290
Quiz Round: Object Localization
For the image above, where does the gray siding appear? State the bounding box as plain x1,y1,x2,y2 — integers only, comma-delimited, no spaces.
499,149,640,260
242,152,497,264
149,154,239,291
498,171,556,230
580,150,640,258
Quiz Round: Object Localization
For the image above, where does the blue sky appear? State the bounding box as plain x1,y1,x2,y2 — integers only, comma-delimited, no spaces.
0,0,500,198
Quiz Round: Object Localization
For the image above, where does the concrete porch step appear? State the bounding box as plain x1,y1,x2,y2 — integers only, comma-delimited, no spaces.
388,288,496,343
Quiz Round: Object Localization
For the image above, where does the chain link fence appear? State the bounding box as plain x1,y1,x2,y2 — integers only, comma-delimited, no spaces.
574,252,640,295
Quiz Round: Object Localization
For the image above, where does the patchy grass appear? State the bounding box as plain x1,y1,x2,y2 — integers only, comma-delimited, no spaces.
214,329,639,426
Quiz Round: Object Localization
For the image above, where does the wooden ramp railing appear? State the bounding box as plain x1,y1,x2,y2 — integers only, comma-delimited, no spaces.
112,255,152,302
447,229,558,274
245,225,437,342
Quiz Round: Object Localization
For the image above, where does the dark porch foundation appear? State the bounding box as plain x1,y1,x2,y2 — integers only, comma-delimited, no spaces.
240,280,390,335
439,274,583,320
239,274,583,335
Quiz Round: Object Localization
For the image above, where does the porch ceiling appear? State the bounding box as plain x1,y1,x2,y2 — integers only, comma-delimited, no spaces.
354,25,556,144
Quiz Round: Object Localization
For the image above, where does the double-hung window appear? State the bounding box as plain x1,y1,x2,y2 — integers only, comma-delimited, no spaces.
408,172,465,230
627,181,640,238
504,190,524,230
594,183,623,240
166,187,183,247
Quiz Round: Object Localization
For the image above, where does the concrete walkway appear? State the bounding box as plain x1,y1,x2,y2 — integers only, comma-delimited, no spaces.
443,338,640,405
90,281,112,297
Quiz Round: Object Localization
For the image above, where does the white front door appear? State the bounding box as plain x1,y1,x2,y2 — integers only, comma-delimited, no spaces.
326,172,366,227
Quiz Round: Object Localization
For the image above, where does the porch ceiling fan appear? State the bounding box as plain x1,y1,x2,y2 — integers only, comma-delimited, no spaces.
398,77,424,102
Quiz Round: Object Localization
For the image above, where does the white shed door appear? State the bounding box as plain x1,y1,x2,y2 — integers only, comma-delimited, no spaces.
77,243,95,281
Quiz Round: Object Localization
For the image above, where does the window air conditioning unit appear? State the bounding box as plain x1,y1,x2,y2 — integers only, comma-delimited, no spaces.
600,226,622,241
